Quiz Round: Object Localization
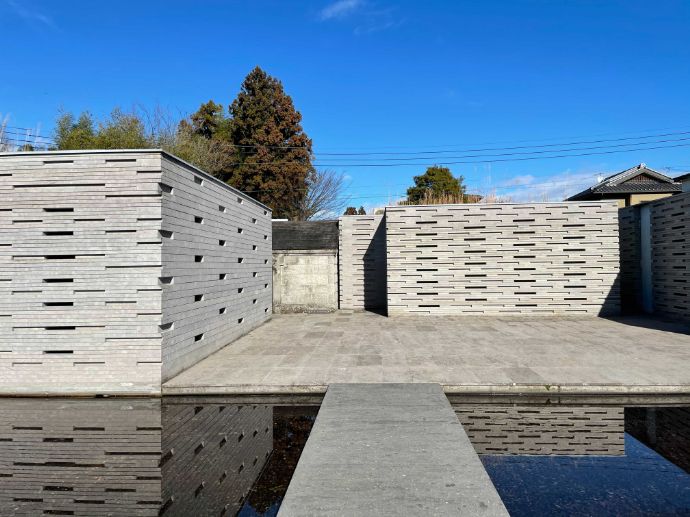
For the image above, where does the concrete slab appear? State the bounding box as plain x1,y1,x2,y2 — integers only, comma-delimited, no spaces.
278,383,508,517
163,312,690,395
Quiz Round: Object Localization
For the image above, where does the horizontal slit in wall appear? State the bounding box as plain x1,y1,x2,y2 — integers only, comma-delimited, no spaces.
253,299,257,304
43,231,73,236
237,197,243,204
416,233,437,236
73,361,105,365
159,322,173,331
43,302,73,307
417,292,437,295
513,219,535,223
417,280,438,283
252,218,257,224
106,265,160,269
238,228,243,233
194,333,204,342
45,255,75,260
219,240,226,246
238,288,244,293
219,205,226,212
43,159,74,164
43,278,73,283
252,245,257,250
219,273,227,280
194,294,204,302
43,350,74,354
516,304,538,307
105,194,161,199
418,304,440,307
465,286,487,289
194,216,204,224
159,183,173,193
44,326,76,330
105,158,137,163
43,207,74,212
219,307,226,314
13,219,42,223
195,255,204,263
74,218,105,222
465,274,486,277
13,183,106,188
159,230,173,238
417,268,438,272
238,257,244,263
415,221,437,225
252,272,257,277
194,176,203,185
466,298,487,301
238,318,244,324
106,229,136,233
159,276,173,285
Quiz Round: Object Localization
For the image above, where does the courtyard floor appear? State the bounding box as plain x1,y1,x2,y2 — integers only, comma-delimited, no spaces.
163,311,690,395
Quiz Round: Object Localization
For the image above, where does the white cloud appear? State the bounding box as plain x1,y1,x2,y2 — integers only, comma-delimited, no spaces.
319,0,362,21
4,0,56,29
496,170,598,202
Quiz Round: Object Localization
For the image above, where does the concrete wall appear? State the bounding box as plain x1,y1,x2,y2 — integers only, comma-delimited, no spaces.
385,202,620,315
273,250,338,312
0,150,271,394
338,215,387,310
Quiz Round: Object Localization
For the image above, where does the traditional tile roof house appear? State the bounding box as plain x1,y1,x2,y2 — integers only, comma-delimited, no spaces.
675,172,690,192
567,163,681,207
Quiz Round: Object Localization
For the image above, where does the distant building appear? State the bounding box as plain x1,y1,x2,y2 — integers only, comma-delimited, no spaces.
675,172,690,193
567,163,681,207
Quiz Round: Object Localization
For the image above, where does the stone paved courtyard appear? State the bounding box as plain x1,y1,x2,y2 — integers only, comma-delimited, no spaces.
164,312,690,395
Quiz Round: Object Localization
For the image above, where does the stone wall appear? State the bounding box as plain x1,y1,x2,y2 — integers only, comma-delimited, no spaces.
160,157,272,380
619,205,642,313
0,150,271,394
385,202,620,315
338,215,387,310
649,191,690,321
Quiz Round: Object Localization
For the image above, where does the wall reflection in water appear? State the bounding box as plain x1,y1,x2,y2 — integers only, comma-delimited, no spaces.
455,403,690,517
0,398,316,517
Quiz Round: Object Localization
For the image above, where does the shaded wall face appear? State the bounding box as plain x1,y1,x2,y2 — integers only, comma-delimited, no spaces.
0,152,164,394
649,192,690,321
385,202,620,315
618,205,642,313
338,215,387,310
160,158,273,381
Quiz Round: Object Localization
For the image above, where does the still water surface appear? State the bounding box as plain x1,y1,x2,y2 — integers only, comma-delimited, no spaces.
0,397,688,516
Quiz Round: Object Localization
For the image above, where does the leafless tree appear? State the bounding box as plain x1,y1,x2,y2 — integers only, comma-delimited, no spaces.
298,169,349,220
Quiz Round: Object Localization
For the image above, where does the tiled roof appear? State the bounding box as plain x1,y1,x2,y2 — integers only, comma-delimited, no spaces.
568,163,681,200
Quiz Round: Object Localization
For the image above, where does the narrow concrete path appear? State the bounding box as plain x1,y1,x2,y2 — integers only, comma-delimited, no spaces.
278,383,508,517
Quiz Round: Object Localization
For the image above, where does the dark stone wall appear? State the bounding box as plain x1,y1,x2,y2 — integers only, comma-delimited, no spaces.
272,221,339,251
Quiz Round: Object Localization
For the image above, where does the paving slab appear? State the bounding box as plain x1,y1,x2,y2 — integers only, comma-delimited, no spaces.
278,383,508,517
163,312,690,395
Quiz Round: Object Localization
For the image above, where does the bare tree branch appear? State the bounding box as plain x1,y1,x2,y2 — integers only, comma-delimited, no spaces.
299,169,349,220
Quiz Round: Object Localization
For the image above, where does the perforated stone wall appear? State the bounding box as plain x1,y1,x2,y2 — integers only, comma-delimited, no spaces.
0,150,271,394
385,202,620,315
160,158,272,380
455,405,624,456
338,215,387,310
649,192,690,321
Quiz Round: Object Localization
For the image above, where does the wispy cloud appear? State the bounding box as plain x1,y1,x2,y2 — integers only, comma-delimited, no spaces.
493,170,598,202
4,0,57,30
318,1,403,34
319,0,363,21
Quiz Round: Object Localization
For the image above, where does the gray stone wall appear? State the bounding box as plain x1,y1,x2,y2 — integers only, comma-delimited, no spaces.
0,150,271,394
385,202,620,315
338,215,387,310
160,157,272,381
649,191,690,321
619,205,642,313
273,250,338,313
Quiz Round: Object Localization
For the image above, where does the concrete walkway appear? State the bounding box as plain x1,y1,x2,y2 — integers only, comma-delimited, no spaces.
163,312,690,395
278,383,508,517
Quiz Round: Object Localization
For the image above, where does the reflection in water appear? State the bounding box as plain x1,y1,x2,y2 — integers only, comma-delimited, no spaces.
455,403,690,517
0,398,316,517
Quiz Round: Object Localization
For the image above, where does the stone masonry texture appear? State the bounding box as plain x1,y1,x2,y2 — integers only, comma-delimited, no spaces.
0,150,272,394
338,215,387,310
385,202,620,315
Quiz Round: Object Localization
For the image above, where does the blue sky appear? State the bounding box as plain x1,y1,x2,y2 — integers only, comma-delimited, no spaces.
2,0,690,209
